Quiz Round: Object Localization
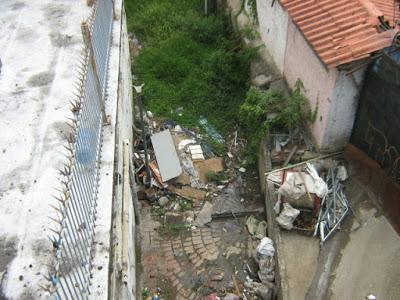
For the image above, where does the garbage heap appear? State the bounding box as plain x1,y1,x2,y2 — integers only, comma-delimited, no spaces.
266,129,350,244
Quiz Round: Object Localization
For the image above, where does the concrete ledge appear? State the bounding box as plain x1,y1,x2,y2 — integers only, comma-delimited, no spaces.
259,136,290,300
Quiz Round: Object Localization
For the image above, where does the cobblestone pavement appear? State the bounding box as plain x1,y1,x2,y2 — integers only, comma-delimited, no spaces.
139,206,261,300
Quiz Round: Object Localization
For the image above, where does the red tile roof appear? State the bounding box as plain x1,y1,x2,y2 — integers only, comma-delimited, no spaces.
280,0,400,67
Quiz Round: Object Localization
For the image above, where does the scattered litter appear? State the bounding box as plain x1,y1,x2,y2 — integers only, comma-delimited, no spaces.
366,294,376,300
314,166,350,244
267,171,282,186
256,238,275,283
179,152,203,188
246,216,267,239
199,117,225,144
194,157,224,183
158,196,169,207
174,124,183,132
252,74,272,88
174,186,206,202
227,152,234,158
255,286,274,300
223,294,240,300
149,161,166,188
184,211,195,225
151,130,182,181
337,165,348,181
256,237,275,257
278,172,312,199
200,293,221,300
275,203,300,230
146,110,153,119
194,201,213,226
188,144,205,160
305,163,328,198
239,167,246,173
211,269,225,281
178,139,196,150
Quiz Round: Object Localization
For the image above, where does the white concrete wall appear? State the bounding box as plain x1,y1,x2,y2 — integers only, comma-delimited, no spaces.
107,2,136,300
255,2,365,149
256,0,288,73
322,68,367,149
283,19,338,149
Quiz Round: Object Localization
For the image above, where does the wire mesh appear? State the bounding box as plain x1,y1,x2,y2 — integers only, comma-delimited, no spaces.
46,1,114,299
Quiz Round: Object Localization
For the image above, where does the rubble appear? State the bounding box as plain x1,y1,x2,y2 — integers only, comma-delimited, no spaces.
246,215,267,239
194,201,213,226
222,294,240,300
275,203,300,230
252,74,273,88
150,130,182,181
199,117,225,144
256,237,275,283
158,196,169,207
314,165,350,244
195,157,225,183
134,115,272,298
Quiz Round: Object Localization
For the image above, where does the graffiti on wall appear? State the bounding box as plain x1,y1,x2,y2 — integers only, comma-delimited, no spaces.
364,121,400,182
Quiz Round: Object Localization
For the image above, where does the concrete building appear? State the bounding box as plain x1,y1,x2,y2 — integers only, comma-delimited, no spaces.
256,0,400,150
0,0,135,299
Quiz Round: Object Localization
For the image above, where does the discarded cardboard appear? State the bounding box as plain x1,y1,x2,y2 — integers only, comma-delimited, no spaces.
151,130,182,181
175,186,206,202
148,161,163,186
176,173,191,185
194,157,224,183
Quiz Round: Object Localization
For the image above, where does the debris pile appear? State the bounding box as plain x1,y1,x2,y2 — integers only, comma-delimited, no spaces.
267,152,350,243
314,165,349,243
133,112,253,229
269,128,316,167
136,111,277,299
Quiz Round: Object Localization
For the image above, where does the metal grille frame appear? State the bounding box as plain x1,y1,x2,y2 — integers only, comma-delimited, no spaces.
45,1,114,299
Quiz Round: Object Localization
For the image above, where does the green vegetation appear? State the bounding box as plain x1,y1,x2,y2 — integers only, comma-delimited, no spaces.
158,222,190,238
126,1,314,166
239,79,315,164
125,0,256,133
205,170,229,183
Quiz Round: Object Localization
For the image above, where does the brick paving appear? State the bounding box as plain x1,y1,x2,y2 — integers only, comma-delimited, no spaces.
139,206,259,300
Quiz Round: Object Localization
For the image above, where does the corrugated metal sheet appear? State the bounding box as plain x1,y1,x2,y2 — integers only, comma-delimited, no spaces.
279,0,400,67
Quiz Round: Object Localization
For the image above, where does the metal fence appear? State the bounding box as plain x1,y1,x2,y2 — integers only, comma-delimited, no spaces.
46,1,114,299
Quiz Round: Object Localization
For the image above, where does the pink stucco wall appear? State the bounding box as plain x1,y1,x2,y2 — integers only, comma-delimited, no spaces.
283,19,338,148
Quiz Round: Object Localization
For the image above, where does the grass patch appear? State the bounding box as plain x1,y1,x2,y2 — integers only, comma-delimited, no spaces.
126,0,256,134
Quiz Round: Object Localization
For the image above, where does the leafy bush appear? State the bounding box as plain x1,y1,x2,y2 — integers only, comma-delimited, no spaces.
239,79,311,164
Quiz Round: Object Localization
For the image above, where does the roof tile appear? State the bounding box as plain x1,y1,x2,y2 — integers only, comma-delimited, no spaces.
279,0,400,67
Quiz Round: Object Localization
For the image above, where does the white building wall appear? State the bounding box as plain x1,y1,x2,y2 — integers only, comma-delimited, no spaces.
256,0,288,73
322,68,367,149
255,1,366,150
284,19,338,149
